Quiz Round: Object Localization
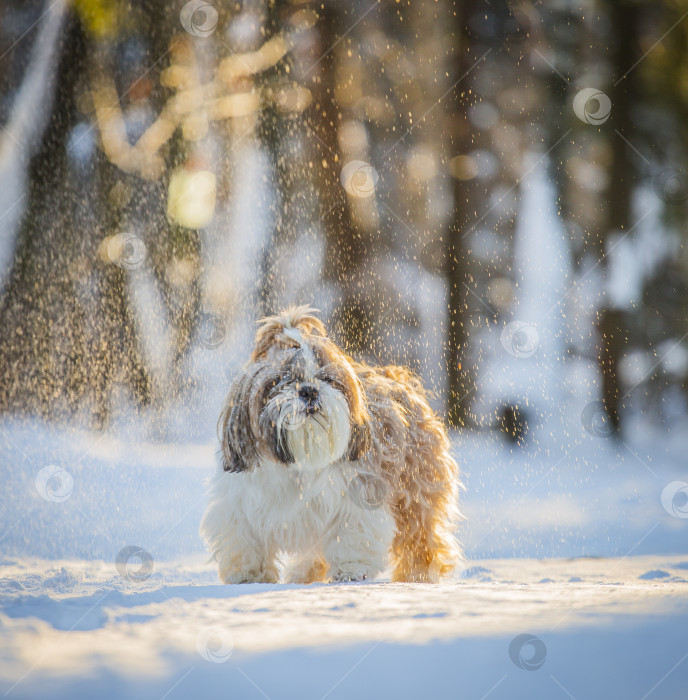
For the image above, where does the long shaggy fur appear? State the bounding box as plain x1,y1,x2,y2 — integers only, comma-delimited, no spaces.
200,305,463,583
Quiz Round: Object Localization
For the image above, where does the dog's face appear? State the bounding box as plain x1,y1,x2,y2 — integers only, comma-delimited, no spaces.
219,307,370,472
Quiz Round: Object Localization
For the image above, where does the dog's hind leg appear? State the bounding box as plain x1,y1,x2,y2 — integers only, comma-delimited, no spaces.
390,499,458,582
389,444,462,583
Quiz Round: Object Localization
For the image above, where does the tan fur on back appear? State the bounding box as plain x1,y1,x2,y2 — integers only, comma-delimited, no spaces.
354,361,462,582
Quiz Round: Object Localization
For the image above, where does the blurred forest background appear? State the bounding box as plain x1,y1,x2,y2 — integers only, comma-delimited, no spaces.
0,0,687,444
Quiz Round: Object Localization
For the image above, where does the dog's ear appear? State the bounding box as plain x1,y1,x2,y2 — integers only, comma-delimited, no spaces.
222,448,247,473
347,421,371,462
273,432,295,464
219,402,250,473
218,370,258,473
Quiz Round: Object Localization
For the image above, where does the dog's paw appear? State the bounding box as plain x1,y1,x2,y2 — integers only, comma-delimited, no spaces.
221,567,279,584
330,566,368,583
235,576,278,584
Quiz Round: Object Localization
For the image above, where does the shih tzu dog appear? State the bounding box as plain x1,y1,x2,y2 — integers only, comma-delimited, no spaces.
201,306,462,584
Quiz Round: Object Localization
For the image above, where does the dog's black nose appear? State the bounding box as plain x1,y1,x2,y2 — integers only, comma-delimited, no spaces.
298,385,319,404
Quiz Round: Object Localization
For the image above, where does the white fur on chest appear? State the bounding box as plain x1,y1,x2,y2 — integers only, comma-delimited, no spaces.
245,459,353,541
205,457,384,556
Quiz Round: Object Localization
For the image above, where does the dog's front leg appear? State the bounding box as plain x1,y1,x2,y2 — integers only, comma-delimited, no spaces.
217,538,279,584
201,502,279,584
324,509,393,583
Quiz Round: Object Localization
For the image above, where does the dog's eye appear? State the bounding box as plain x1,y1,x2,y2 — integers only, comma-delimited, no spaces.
320,376,334,384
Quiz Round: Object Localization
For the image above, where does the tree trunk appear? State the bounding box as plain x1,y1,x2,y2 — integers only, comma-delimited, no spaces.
597,0,639,433
0,2,186,426
445,0,480,427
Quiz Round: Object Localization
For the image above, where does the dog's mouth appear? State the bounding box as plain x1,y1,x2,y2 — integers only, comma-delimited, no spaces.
306,411,330,432
294,406,330,432
303,401,321,415
279,402,329,431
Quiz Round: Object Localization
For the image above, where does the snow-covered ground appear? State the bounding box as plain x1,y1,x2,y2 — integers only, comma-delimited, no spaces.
1,554,688,700
1,417,687,699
